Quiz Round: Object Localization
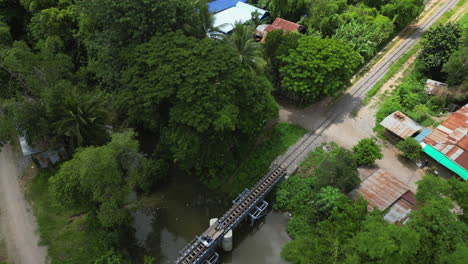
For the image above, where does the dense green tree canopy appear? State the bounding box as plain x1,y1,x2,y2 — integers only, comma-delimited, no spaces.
224,23,266,73
121,31,278,173
77,0,199,88
264,30,301,88
314,147,360,193
279,36,361,103
49,131,161,228
421,23,462,78
346,215,420,264
302,0,347,37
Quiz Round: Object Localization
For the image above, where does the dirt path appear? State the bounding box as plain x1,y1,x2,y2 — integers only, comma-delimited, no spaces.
0,145,47,264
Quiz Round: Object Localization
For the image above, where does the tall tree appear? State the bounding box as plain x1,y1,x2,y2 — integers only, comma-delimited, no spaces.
279,36,361,103
420,23,462,79
281,196,368,264
121,32,278,176
302,0,348,36
264,30,301,88
268,0,307,21
408,198,467,263
224,23,266,73
49,131,160,228
345,215,420,264
314,147,360,193
52,84,109,151
186,1,221,38
77,0,198,88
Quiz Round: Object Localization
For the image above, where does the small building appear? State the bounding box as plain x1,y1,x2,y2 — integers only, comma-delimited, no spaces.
213,1,268,34
256,17,304,42
350,168,416,224
19,136,67,168
380,111,423,139
383,191,416,224
421,103,468,180
425,79,448,96
208,0,247,13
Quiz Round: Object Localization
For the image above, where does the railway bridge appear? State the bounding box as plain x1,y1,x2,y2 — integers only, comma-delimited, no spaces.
176,164,288,264
175,0,459,263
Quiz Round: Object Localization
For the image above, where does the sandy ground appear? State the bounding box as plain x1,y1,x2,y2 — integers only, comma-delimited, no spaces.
0,145,47,264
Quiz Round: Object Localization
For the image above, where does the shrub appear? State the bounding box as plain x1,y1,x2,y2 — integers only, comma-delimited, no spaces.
396,137,422,160
314,147,360,193
352,138,383,166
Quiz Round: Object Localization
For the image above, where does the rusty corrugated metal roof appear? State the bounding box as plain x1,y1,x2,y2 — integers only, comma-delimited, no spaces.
423,103,468,171
355,169,409,211
380,111,423,139
383,197,414,224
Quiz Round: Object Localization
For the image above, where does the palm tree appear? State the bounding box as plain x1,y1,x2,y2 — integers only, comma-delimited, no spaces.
224,23,266,73
54,91,109,151
188,1,224,38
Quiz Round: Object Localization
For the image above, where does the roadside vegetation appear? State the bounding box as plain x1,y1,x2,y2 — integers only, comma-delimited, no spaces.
365,0,467,102
375,18,467,138
216,123,306,196
352,138,383,166
274,143,468,264
261,0,425,104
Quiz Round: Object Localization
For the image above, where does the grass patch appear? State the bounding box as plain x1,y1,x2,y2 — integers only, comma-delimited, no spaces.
217,123,306,196
28,169,115,264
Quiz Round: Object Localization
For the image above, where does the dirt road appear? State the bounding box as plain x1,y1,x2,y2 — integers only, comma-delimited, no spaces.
0,145,47,264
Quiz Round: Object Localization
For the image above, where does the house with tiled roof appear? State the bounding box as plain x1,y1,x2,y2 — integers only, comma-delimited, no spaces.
419,104,468,180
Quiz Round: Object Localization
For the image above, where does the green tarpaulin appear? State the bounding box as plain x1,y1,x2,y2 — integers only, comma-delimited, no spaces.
423,144,468,180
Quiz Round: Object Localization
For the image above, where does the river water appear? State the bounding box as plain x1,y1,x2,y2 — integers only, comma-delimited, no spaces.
130,169,291,264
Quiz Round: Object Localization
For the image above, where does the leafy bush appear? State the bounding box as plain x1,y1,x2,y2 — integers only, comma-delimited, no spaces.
274,175,315,213
352,138,383,166
286,214,314,239
396,137,422,160
216,123,306,195
29,169,120,264
314,147,360,193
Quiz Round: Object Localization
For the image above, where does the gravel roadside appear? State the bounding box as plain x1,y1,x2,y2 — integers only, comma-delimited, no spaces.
0,145,47,264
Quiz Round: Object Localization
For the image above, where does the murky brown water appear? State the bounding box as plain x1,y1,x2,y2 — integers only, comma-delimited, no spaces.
130,170,291,264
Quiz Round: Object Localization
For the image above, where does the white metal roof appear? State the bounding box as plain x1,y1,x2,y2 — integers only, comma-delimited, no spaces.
213,2,267,34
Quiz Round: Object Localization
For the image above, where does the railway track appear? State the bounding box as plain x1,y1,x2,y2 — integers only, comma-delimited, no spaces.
176,0,459,263
276,0,459,172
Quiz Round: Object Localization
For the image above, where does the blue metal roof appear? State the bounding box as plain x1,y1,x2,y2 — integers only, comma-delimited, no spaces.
208,0,246,13
414,128,432,143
